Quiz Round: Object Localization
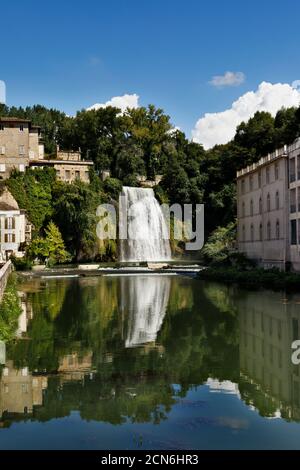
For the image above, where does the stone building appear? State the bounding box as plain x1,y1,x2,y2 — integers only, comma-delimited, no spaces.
0,188,28,261
29,147,94,183
237,138,300,271
0,117,44,178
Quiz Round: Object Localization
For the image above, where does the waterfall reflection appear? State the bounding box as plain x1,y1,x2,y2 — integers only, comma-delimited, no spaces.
120,275,171,348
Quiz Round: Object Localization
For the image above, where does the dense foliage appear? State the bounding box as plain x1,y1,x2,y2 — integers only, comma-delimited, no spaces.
1,101,300,259
0,275,22,341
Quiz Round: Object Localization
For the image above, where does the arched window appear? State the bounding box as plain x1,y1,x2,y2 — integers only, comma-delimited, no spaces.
258,171,262,188
250,224,254,242
266,167,270,184
259,223,263,241
242,201,245,217
276,220,280,240
241,179,245,194
267,221,271,240
275,191,280,210
275,163,279,180
259,197,262,214
250,199,253,216
250,175,253,191
267,193,271,212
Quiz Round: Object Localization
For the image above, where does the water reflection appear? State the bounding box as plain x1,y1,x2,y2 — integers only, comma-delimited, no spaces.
122,276,170,348
0,276,300,448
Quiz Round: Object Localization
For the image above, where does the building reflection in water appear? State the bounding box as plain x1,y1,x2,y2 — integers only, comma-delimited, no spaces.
239,290,300,420
0,361,47,419
2,276,300,426
121,275,171,348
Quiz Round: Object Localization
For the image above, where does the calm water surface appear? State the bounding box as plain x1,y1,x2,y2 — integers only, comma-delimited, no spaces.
1,274,300,449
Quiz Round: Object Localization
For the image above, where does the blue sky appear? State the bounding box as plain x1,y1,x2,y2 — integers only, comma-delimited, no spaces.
1,0,300,144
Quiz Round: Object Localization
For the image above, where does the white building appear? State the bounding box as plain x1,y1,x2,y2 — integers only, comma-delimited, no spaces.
237,137,300,271
0,188,27,261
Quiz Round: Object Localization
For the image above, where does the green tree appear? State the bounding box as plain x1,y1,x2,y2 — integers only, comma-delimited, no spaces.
28,221,70,266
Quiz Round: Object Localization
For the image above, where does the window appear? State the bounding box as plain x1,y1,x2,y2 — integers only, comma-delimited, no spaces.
19,145,25,155
276,220,280,240
250,223,254,242
19,124,24,131
258,171,262,188
0,146,5,155
241,179,245,194
293,318,299,341
298,155,300,180
242,201,245,217
298,188,300,212
249,175,253,191
291,219,297,245
290,158,296,183
259,197,262,214
19,164,25,172
267,193,271,212
275,162,279,180
4,233,15,243
250,199,253,216
0,164,6,172
21,383,28,394
266,167,270,184
65,170,71,180
267,221,271,240
275,191,280,210
5,217,15,230
75,170,80,179
242,225,245,242
259,223,263,241
298,220,300,245
291,188,296,213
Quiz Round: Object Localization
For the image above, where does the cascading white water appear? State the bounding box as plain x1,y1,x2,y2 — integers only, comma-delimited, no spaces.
119,187,171,262
120,276,171,348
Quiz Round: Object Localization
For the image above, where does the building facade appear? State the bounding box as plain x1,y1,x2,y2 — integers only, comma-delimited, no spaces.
237,138,300,271
0,117,94,182
0,117,44,178
0,188,28,261
29,148,94,183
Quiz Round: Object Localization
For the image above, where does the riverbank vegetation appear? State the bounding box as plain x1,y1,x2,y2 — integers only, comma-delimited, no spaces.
1,102,300,262
0,275,22,341
198,266,300,291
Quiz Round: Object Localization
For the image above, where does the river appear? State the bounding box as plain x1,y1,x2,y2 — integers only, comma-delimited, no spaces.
0,274,300,450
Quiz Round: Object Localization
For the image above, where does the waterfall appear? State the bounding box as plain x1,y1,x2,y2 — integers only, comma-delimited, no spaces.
120,275,171,348
119,187,171,262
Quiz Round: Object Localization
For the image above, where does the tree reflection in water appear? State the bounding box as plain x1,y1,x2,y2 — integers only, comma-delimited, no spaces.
0,275,300,428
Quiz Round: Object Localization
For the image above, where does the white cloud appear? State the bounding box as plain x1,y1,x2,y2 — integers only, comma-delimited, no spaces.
87,94,139,113
209,71,245,88
192,81,300,149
